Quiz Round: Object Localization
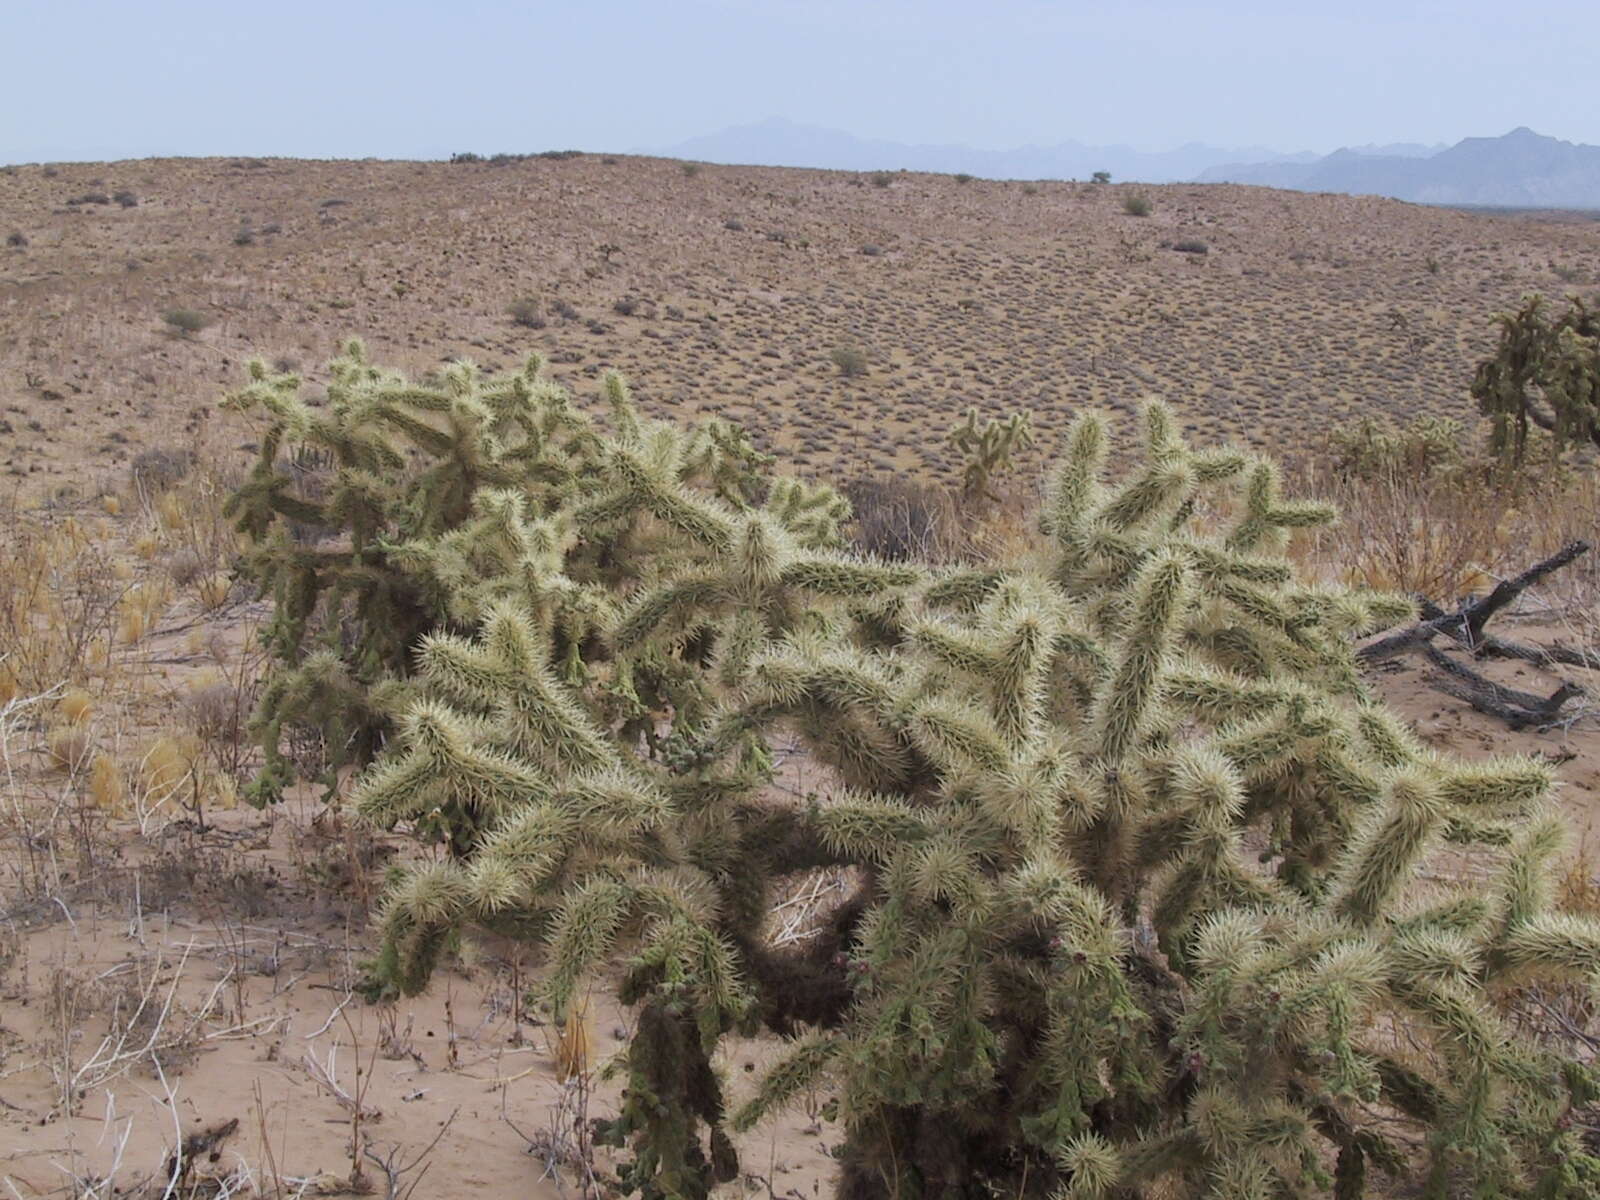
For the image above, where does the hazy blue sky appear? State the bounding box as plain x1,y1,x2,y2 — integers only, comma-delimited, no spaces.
6,0,1597,162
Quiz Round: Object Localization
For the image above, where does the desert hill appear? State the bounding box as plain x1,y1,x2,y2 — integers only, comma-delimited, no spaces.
2,152,1598,496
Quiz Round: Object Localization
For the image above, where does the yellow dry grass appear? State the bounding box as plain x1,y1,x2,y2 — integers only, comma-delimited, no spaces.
57,688,95,726
88,752,126,813
552,995,593,1083
45,723,94,773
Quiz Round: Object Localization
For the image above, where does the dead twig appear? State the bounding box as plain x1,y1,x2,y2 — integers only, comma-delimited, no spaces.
1360,541,1591,663
362,1107,458,1200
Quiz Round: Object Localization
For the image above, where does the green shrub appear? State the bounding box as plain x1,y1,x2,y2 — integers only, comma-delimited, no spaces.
1122,192,1153,217
505,296,546,329
224,347,1600,1198
830,344,869,377
162,308,209,336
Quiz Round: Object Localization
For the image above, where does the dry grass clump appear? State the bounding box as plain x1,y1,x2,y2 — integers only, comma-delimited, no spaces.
195,571,232,611
1294,415,1600,603
56,687,94,725
45,723,94,773
139,734,197,805
117,580,169,644
0,501,124,694
89,751,126,813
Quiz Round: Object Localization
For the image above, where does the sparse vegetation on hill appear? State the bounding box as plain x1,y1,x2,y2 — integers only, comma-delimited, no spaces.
5,154,1600,496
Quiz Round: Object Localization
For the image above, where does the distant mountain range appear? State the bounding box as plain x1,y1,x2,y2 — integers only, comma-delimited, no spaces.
653,120,1600,209
650,116,1317,184
1200,127,1600,208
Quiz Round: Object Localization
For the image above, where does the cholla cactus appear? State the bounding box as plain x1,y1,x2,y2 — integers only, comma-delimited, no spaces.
1471,294,1600,467
947,406,1034,500
223,344,845,803
234,349,1600,1199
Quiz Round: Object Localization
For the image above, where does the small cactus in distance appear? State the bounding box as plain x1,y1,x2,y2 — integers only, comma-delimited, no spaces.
947,405,1033,500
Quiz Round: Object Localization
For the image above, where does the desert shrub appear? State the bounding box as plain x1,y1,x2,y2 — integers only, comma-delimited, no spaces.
113,190,137,208
1091,170,1111,184
161,308,210,337
130,446,194,493
67,192,110,206
953,172,974,184
1122,192,1153,217
830,344,869,378
6,231,27,248
681,161,702,177
0,507,122,694
506,296,546,329
449,151,482,164
231,349,1600,1198
1170,238,1208,255
165,547,205,588
1305,414,1573,599
1327,414,1466,483
869,171,893,188
844,476,962,562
